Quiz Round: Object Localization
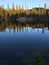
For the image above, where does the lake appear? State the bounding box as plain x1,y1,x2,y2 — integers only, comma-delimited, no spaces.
0,21,49,65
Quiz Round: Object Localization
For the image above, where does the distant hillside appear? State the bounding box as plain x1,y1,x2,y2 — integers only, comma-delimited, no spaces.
31,7,49,10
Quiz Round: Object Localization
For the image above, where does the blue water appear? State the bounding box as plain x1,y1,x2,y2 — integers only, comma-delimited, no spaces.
0,23,49,65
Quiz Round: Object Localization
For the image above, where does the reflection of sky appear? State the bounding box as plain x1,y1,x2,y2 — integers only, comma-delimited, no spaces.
0,27,49,65
0,27,49,59
0,27,49,34
0,0,49,9
0,27,49,46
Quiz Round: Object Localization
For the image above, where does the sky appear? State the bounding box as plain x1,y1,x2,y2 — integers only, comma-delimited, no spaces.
0,0,49,9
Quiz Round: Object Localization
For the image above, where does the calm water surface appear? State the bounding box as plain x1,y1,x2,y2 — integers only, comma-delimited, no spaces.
0,22,49,65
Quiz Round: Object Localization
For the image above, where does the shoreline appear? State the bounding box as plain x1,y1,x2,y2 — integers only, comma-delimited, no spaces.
0,16,49,23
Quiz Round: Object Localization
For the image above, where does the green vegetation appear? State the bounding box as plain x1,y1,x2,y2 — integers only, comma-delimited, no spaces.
22,48,49,65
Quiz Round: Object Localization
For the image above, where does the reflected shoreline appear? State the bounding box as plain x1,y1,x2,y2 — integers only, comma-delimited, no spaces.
0,21,49,33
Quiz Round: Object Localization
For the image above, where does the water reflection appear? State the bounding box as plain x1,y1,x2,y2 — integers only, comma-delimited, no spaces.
0,21,49,65
0,21,49,34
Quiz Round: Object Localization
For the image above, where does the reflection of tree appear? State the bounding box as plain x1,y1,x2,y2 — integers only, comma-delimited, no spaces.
41,24,45,34
0,22,6,32
47,22,49,30
0,22,48,33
